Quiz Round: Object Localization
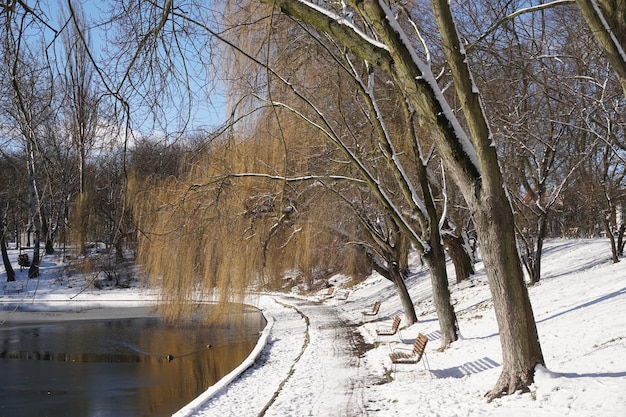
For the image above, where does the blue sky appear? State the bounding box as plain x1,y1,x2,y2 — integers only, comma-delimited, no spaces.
62,0,227,137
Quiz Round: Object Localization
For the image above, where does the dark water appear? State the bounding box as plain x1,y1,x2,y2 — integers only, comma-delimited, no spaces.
0,307,266,417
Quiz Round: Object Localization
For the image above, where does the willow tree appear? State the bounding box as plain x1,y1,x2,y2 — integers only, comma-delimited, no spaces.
130,117,374,319
258,0,544,399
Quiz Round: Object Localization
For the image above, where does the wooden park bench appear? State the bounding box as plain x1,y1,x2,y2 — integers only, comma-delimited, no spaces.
376,315,401,343
361,301,381,321
389,333,431,375
3,280,27,294
18,253,30,271
336,290,350,301
317,286,334,301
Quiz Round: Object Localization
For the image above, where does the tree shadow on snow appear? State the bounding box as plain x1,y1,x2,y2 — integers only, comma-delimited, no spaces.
537,286,626,325
430,357,500,379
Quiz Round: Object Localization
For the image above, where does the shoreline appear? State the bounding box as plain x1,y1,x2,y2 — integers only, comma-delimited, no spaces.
0,305,161,328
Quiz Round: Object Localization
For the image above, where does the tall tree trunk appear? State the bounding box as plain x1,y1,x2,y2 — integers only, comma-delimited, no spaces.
430,0,544,398
1,205,16,282
602,213,620,263
471,191,544,399
532,216,548,283
42,219,54,255
389,264,418,325
443,232,475,284
115,233,125,262
76,193,88,255
371,255,418,325
1,233,16,282
423,237,458,349
412,105,459,347
28,230,40,278
26,139,42,278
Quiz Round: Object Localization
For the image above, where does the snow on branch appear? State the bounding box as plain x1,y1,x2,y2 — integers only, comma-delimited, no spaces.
588,0,626,67
376,0,481,174
265,0,392,70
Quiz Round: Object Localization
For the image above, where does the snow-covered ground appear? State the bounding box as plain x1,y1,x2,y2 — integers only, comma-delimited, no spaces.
1,238,625,416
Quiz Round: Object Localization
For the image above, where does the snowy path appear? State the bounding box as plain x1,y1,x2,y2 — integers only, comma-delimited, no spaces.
189,295,370,416
264,296,368,416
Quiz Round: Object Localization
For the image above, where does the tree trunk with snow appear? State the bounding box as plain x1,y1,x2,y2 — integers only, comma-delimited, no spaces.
419,169,459,347
432,0,543,397
576,0,626,97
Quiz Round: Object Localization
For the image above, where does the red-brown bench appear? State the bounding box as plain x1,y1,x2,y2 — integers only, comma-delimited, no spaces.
389,333,431,375
376,315,401,343
361,301,381,321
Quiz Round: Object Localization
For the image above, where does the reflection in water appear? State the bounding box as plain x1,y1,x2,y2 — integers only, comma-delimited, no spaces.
0,307,266,417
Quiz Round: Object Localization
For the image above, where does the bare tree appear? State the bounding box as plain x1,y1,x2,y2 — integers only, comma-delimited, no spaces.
60,3,100,255
0,4,59,276
469,1,590,283
551,4,626,259
342,194,420,325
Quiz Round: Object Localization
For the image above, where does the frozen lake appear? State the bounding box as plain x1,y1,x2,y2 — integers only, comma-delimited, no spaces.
0,306,266,417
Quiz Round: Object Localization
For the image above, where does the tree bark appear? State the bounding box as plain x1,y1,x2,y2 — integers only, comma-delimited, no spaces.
389,264,418,326
431,0,544,397
28,230,40,278
525,215,548,285
423,238,459,349
1,205,16,282
1,233,16,282
471,190,544,399
576,0,626,97
602,213,620,263
617,223,625,257
442,232,475,284
371,256,418,325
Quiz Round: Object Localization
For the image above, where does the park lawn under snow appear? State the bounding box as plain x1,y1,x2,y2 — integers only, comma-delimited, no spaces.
1,238,625,416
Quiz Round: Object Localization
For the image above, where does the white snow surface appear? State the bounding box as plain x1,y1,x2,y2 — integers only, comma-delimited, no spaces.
1,238,626,416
